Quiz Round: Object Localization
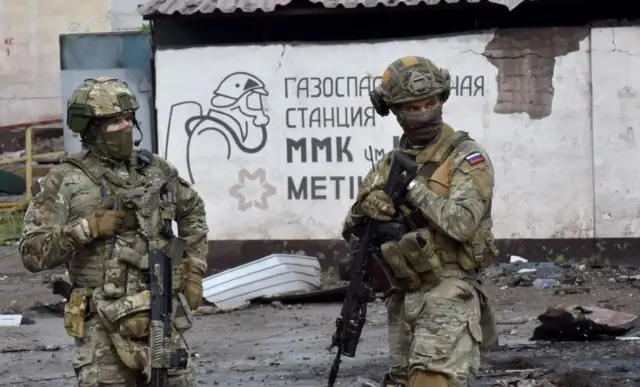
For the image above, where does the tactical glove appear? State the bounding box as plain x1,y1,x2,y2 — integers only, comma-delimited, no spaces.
359,190,396,221
86,207,126,239
182,259,204,311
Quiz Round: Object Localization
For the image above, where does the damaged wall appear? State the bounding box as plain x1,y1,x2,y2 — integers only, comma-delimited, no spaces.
150,24,640,268
591,27,640,238
154,26,597,242
483,28,590,120
482,27,594,240
0,0,143,127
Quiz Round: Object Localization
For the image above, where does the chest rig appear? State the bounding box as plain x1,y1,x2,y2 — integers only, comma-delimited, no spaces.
380,125,498,290
61,150,194,375
61,149,181,299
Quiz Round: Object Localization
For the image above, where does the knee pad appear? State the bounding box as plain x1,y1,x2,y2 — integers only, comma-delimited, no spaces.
408,370,450,387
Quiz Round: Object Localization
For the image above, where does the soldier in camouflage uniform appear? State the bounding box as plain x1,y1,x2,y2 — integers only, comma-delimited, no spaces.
19,77,209,386
342,57,499,387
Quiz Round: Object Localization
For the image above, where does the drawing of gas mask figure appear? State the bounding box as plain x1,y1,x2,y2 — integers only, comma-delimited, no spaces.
165,72,270,184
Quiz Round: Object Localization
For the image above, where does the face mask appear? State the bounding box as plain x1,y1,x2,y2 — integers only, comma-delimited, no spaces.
396,106,443,147
102,129,134,160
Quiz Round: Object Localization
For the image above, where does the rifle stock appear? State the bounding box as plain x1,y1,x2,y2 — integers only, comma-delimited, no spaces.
327,150,418,387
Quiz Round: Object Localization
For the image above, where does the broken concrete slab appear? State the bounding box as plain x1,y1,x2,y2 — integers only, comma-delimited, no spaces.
574,305,637,327
531,305,636,342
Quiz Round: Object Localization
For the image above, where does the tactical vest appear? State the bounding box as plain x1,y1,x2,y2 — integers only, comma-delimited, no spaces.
381,125,499,290
60,149,193,371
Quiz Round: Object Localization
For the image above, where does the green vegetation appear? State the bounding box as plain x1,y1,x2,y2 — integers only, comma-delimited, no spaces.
0,210,23,245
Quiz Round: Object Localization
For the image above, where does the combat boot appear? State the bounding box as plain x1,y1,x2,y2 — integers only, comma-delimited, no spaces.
408,370,450,387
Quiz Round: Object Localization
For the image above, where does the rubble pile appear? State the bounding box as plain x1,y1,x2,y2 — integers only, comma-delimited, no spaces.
492,369,630,387
483,255,640,294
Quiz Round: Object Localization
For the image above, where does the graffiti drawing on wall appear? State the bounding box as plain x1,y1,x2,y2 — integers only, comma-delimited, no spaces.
165,72,271,184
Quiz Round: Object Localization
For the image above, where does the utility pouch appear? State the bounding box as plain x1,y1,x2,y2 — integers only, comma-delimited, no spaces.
64,288,89,339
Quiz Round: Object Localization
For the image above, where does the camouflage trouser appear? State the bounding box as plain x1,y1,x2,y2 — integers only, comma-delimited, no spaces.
71,316,196,387
385,277,482,387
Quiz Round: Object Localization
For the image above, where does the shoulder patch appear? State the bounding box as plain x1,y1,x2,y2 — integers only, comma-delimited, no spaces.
464,152,485,165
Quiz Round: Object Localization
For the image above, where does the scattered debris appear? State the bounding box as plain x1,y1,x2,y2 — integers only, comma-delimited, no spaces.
554,287,590,296
30,301,65,317
497,317,530,325
0,344,66,354
195,305,221,315
202,254,322,311
492,377,554,387
531,305,636,341
355,377,378,387
615,275,640,282
252,286,346,305
491,368,632,387
533,279,560,289
510,255,528,263
0,314,22,326
485,260,563,288
484,355,545,372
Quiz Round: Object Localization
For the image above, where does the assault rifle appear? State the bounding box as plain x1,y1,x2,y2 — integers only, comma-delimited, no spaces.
326,150,418,387
148,183,189,387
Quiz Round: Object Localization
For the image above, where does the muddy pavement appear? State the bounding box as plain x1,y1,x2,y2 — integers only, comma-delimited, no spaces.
1,245,640,386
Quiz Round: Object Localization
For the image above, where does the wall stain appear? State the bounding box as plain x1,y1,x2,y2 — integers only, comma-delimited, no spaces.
483,27,590,120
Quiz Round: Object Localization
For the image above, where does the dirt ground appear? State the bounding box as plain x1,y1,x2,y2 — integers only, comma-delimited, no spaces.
1,244,639,387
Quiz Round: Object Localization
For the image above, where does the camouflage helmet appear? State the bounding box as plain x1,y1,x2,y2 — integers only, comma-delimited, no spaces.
66,77,139,134
370,56,451,116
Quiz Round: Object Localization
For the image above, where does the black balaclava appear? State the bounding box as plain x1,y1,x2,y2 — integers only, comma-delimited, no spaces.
394,105,443,147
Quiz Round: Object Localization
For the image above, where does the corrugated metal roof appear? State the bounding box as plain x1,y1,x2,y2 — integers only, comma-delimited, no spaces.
138,0,525,16
309,0,481,9
311,0,526,9
137,0,292,15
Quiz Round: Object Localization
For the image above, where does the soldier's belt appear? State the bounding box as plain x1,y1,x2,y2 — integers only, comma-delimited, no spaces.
418,267,479,286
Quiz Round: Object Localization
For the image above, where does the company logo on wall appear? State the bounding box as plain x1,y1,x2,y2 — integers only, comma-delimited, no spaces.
165,72,270,184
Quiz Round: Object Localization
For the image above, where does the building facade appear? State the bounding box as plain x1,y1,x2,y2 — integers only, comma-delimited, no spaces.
0,0,144,127
138,0,640,271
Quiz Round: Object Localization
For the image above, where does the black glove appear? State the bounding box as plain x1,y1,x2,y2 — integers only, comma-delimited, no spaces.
376,221,407,242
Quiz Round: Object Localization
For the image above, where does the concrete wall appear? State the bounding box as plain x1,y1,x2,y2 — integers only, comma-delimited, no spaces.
591,26,640,238
153,25,640,244
0,0,143,127
3,6,640,245
153,27,595,241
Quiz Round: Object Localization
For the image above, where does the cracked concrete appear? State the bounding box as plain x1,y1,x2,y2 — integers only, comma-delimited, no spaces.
483,27,590,120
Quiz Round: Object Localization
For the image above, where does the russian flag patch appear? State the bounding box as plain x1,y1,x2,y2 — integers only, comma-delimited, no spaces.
465,152,485,165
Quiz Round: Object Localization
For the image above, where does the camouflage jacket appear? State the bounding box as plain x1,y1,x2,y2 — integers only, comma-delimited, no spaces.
19,149,209,281
342,124,494,243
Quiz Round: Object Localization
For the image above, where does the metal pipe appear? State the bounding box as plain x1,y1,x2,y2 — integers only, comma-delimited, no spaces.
0,201,27,209
0,118,62,132
25,126,33,201
0,151,65,165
